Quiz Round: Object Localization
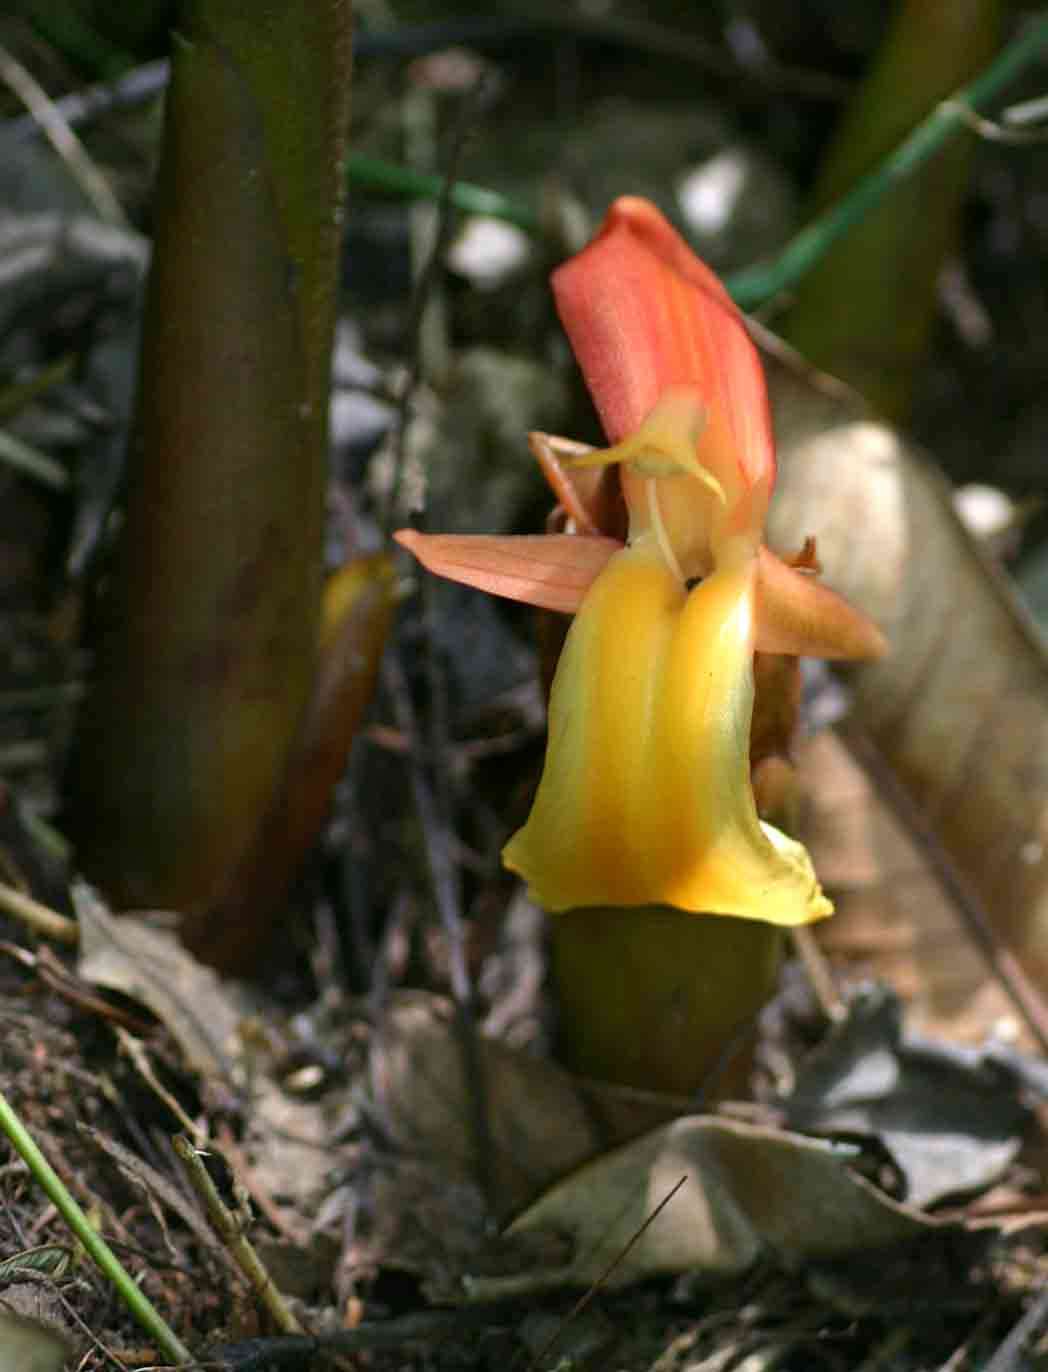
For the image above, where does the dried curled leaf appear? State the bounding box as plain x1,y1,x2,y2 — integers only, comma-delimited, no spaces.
767,358,1048,991
469,1115,934,1297
75,883,241,1083
368,991,682,1221
784,984,1035,1208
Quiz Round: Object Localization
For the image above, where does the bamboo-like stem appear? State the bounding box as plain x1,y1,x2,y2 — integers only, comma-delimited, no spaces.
781,0,1000,418
68,2,351,943
729,8,1041,310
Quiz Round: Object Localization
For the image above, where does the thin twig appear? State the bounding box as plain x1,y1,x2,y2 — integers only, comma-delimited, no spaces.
0,879,79,946
12,1265,131,1372
936,1306,1001,1372
982,1287,1048,1372
380,74,492,538
0,42,130,228
942,97,1048,144
1003,92,1048,126
525,1175,688,1372
527,6,849,101
727,14,1048,307
207,1305,511,1370
115,1028,203,1141
0,428,68,490
840,720,1048,1057
379,74,498,1205
382,652,495,1207
170,1134,305,1335
7,57,170,143
5,16,846,152
215,1123,311,1247
789,925,846,1021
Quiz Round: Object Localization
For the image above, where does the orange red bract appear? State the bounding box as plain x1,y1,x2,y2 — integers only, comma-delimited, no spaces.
552,196,774,490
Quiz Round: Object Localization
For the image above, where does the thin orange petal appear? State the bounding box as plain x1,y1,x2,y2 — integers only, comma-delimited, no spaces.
529,431,628,541
755,547,888,660
552,197,774,496
394,530,618,614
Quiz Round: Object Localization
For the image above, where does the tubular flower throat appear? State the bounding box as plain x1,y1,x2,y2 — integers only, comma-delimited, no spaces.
397,197,886,924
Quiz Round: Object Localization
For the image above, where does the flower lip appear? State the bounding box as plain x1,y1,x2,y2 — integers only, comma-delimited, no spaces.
501,538,833,925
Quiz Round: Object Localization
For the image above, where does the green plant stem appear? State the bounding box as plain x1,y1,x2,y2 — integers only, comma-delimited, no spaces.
346,152,538,230
0,428,68,490
551,905,783,1096
0,1086,193,1365
726,14,1048,308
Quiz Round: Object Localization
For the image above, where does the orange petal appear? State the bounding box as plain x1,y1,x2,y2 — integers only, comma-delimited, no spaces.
394,530,619,614
529,431,628,541
552,197,774,496
755,547,888,660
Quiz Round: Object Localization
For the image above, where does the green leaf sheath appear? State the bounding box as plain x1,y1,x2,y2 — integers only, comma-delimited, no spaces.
69,2,352,918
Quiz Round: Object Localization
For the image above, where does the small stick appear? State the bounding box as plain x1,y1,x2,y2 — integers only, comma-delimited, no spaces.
0,43,129,228
209,1305,510,1370
382,653,495,1208
380,75,490,538
525,1175,688,1372
171,1134,305,1335
982,1288,1048,1372
789,926,846,1022
0,880,79,946
115,1028,203,1141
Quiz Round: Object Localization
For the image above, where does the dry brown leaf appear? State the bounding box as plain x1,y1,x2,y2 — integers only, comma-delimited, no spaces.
0,1308,70,1372
468,1115,934,1297
368,990,682,1220
74,882,241,1083
798,730,1029,1044
239,1078,332,1236
766,359,1048,992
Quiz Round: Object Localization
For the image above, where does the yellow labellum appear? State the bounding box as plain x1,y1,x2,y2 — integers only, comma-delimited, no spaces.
502,538,832,925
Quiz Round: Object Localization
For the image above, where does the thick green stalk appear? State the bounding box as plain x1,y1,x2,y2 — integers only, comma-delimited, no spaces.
781,0,1000,420
68,1,351,922
551,906,782,1098
195,555,396,969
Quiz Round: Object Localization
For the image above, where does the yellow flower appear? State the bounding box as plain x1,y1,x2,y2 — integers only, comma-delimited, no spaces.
397,197,885,926
503,538,829,920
